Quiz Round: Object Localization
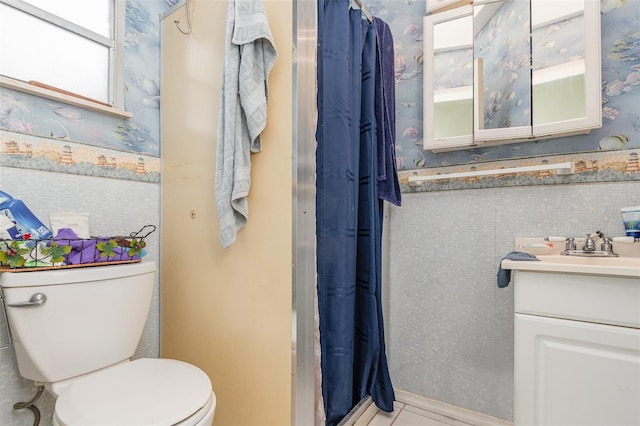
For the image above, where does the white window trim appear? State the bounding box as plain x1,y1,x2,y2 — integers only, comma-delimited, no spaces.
0,75,132,119
0,0,130,119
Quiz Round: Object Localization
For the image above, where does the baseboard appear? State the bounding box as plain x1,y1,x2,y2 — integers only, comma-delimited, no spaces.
395,389,513,426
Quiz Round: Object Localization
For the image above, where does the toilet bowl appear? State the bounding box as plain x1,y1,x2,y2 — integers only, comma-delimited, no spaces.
0,261,216,425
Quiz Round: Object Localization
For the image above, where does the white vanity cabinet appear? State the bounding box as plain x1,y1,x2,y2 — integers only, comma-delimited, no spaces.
512,269,640,426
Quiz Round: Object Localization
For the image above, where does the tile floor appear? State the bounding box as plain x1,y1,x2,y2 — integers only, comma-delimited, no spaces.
352,395,512,426
365,401,483,426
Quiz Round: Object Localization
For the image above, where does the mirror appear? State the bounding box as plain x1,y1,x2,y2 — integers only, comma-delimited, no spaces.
473,0,531,142
531,0,600,136
423,0,601,152
532,0,585,125
423,5,474,151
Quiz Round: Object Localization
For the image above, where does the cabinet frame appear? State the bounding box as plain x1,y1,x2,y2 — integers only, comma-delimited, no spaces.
513,269,640,425
423,0,602,152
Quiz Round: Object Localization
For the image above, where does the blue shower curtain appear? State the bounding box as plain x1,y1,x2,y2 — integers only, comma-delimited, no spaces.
316,1,395,424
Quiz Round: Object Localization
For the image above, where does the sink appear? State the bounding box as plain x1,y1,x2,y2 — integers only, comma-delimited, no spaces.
508,237,640,277
502,254,640,277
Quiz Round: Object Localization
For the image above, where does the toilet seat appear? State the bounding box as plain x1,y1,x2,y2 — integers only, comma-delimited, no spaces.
53,358,215,426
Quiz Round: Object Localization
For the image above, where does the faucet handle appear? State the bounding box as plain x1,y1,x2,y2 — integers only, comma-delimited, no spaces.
612,236,638,243
544,236,567,242
566,237,576,251
601,237,614,254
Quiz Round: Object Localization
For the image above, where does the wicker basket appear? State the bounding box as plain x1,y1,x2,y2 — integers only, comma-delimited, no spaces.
0,225,155,271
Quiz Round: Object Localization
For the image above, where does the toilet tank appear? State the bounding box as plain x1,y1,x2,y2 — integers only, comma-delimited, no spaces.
0,261,156,384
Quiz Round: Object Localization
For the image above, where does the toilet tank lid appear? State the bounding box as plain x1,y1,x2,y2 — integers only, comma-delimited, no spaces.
54,358,213,426
0,261,156,288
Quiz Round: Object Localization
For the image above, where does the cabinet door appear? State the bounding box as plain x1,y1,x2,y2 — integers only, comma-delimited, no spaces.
515,314,640,426
423,6,474,151
531,0,601,137
473,0,532,142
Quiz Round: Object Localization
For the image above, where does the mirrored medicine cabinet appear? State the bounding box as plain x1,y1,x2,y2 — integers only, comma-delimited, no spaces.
423,0,601,152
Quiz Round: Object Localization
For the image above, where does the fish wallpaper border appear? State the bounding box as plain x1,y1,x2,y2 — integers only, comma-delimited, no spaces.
400,148,640,193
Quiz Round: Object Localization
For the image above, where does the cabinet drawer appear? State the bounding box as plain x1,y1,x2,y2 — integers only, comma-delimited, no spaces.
514,271,640,328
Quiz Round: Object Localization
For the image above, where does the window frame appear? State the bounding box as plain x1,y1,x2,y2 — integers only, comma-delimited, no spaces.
0,0,129,118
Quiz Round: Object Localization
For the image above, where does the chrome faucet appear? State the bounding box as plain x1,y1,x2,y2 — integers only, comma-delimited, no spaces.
582,233,597,251
553,231,618,257
547,232,618,257
582,231,604,252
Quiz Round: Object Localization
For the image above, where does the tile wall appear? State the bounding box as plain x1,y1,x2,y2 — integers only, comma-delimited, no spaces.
387,180,640,420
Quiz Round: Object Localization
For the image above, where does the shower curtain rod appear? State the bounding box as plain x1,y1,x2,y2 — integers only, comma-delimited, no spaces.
353,0,373,22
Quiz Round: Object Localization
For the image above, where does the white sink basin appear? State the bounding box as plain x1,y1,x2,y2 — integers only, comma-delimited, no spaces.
502,254,640,277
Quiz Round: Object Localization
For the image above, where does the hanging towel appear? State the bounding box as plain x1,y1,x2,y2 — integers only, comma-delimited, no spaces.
374,18,401,206
216,0,277,249
497,251,539,288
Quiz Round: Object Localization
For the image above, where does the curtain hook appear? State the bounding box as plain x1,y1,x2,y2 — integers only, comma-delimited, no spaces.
174,0,192,35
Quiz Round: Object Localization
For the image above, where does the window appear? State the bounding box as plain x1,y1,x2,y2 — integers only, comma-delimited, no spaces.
0,0,125,110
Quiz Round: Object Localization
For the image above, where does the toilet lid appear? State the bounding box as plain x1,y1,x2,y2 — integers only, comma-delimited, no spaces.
54,358,212,426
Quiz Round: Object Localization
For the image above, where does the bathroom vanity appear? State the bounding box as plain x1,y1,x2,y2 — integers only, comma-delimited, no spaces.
502,255,640,426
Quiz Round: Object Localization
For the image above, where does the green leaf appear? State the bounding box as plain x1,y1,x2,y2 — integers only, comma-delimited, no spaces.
97,239,118,259
0,241,29,268
40,242,72,264
127,238,146,257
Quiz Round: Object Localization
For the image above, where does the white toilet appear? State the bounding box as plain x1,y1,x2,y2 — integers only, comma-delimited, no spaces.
0,261,216,425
